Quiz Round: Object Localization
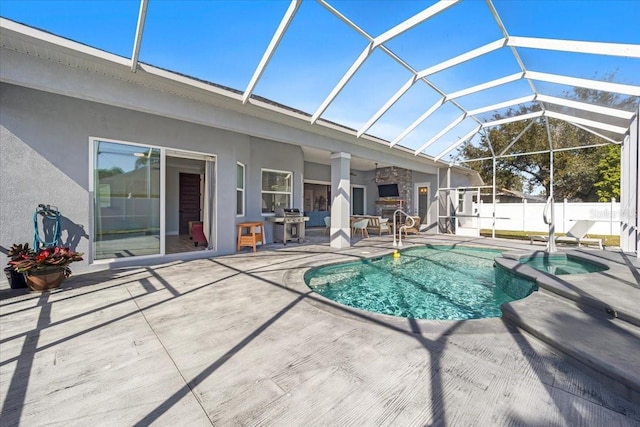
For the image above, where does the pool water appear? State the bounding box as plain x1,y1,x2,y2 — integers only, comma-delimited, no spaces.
519,256,607,275
305,245,536,320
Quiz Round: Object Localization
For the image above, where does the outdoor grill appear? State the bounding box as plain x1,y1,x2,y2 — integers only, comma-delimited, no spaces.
267,208,310,244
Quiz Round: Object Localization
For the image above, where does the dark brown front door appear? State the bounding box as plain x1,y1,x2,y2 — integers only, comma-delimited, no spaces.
179,173,201,235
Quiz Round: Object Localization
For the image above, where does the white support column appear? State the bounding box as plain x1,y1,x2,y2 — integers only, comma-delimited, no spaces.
492,157,496,239
620,107,639,257
563,198,568,234
436,168,441,234
610,197,615,236
476,187,481,236
330,152,351,248
447,167,452,234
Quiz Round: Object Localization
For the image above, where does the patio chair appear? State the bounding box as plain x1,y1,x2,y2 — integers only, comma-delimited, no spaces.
324,216,331,235
528,220,603,249
352,218,369,238
366,216,390,235
403,216,421,236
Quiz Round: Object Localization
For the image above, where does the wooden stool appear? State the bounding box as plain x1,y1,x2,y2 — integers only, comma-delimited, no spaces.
237,221,265,252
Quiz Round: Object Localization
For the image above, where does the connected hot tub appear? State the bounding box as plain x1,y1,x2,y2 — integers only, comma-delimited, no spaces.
517,253,608,275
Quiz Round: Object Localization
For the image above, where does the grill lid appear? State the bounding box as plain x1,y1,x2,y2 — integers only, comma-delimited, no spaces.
275,208,302,217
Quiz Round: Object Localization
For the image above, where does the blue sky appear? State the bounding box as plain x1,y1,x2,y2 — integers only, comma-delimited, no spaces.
2,0,639,157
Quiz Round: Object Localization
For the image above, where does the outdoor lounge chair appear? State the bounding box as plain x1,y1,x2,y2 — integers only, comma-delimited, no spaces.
366,216,390,235
528,220,603,249
403,216,421,236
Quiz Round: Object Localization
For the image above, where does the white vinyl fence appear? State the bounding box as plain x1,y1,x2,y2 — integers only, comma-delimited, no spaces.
475,199,620,236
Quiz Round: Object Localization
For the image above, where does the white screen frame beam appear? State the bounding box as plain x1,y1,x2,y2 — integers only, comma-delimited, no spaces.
243,0,302,104
508,36,640,58
130,0,149,73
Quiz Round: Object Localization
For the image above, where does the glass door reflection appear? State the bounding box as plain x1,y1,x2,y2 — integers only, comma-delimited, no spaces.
94,140,160,259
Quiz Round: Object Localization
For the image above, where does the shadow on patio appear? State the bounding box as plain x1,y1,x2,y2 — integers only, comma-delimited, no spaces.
1,238,638,425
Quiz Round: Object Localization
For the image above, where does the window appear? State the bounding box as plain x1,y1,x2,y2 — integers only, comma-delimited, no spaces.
261,169,292,214
303,182,330,212
236,162,245,216
458,190,465,213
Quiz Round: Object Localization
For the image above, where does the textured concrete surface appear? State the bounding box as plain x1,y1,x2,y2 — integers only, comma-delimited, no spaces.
497,249,640,405
1,234,639,426
504,292,640,404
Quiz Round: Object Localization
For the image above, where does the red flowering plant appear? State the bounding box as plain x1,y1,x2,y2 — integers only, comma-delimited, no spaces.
8,243,83,278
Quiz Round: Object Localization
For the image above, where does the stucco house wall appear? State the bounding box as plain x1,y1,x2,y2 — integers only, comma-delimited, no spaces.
0,82,479,275
0,83,306,271
0,21,482,277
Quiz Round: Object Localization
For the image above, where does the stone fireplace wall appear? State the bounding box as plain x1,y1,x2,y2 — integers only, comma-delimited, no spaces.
375,166,413,216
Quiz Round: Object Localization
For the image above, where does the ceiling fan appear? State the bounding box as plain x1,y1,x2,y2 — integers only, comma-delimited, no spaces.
372,162,379,182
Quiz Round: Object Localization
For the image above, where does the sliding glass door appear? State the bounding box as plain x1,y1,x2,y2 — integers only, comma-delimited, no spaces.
93,140,161,259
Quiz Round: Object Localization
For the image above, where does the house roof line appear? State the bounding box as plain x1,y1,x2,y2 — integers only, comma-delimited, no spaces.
0,17,480,179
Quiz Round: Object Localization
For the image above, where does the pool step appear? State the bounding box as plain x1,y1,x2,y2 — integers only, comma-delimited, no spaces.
533,266,640,328
502,291,640,405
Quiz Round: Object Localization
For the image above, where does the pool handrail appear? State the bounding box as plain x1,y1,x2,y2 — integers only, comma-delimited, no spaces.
543,196,557,252
392,209,415,247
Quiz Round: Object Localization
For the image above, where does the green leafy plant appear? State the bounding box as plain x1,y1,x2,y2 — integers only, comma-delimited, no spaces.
8,244,83,277
7,243,33,261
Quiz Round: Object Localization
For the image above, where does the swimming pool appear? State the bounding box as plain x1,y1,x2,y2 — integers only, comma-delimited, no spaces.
304,245,536,320
518,255,608,275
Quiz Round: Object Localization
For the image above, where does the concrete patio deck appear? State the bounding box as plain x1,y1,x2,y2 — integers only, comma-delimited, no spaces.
1,233,639,426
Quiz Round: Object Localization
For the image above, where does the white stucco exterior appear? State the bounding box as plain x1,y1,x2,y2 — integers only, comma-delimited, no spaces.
0,20,481,276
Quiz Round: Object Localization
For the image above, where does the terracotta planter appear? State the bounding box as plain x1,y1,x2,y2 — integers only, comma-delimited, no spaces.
25,267,65,292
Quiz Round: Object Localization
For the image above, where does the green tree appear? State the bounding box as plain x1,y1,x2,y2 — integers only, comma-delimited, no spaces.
97,166,125,179
459,76,636,200
594,144,621,202
461,114,610,201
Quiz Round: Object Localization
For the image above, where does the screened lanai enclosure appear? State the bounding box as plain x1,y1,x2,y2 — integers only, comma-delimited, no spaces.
1,0,638,257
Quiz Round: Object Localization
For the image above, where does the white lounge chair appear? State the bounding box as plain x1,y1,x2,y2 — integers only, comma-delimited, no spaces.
529,220,603,249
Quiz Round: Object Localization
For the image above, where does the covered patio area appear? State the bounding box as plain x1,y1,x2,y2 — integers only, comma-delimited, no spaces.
1,235,638,425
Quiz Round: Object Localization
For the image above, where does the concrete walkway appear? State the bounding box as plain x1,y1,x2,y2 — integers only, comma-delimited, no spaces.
1,234,639,426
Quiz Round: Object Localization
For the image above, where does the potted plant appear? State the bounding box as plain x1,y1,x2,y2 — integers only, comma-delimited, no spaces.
8,244,83,291
4,243,30,289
